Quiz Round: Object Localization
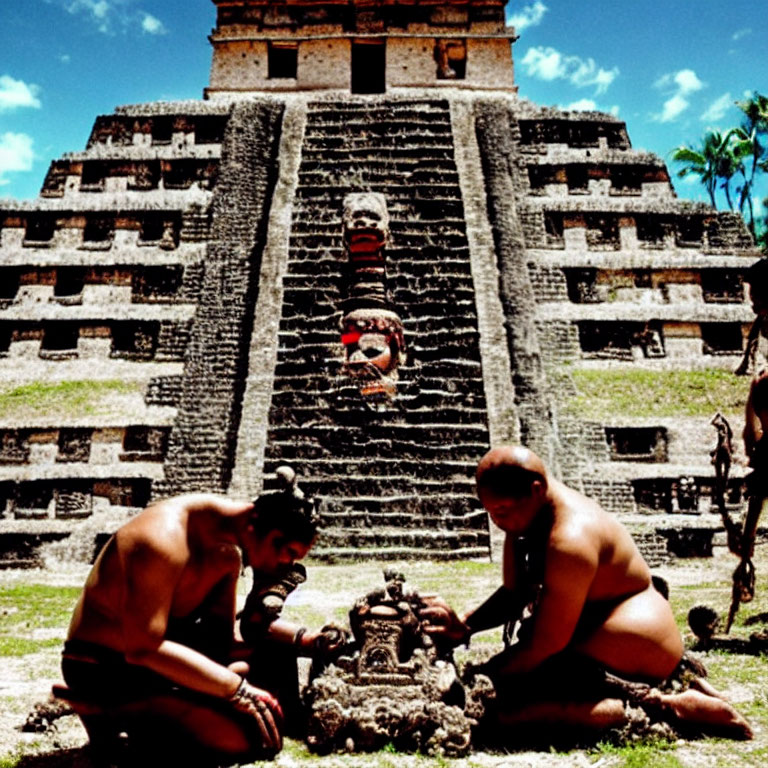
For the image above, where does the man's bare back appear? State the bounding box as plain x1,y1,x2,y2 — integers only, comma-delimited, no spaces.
68,496,246,667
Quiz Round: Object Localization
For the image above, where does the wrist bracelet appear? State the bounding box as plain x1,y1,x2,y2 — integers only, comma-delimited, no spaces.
293,627,308,649
229,676,247,702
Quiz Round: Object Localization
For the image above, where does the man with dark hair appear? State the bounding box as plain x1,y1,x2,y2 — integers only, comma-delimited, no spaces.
61,470,324,763
421,446,752,739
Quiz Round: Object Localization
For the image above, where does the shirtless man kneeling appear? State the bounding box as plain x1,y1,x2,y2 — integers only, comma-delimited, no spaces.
421,446,752,739
62,479,324,763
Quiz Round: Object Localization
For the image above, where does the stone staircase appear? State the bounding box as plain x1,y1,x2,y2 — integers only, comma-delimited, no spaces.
263,99,492,560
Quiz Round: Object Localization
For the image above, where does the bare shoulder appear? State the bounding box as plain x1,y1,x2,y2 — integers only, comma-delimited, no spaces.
152,493,253,517
117,501,189,565
548,483,603,564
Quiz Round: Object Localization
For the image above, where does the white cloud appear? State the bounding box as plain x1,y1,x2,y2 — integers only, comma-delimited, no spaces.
0,133,35,186
59,54,72,64
141,13,166,35
520,46,619,94
0,75,42,112
652,69,705,123
732,28,752,41
508,2,548,33
658,95,690,123
65,0,111,31
46,0,166,35
701,92,733,123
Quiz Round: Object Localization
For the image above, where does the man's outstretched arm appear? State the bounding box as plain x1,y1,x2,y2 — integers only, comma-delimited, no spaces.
419,586,526,645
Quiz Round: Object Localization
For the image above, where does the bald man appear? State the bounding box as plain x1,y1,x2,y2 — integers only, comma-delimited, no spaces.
421,446,751,739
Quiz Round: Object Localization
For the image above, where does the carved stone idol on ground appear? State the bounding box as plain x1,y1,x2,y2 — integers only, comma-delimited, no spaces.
339,193,406,402
304,570,494,757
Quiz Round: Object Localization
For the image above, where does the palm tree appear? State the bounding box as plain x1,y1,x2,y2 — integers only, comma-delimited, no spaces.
672,130,739,209
732,92,768,237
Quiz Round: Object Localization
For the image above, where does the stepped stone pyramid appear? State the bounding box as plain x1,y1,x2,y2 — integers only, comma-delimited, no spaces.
0,0,759,565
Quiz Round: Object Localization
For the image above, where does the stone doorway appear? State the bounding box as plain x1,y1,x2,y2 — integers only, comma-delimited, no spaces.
351,41,385,94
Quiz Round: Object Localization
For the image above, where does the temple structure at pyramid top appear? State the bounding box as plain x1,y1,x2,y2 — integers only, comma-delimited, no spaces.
206,0,516,94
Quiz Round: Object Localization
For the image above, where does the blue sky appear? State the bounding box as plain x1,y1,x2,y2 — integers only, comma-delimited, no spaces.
1,0,766,213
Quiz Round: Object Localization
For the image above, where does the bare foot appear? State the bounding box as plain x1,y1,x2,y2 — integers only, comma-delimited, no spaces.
649,689,753,740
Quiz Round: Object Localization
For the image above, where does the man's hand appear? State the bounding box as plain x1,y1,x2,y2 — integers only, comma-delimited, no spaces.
228,679,283,752
310,624,351,659
417,596,471,646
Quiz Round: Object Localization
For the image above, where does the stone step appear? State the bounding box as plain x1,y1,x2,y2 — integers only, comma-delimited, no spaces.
277,325,481,345
277,313,480,334
279,299,479,324
301,138,454,153
306,105,451,120
274,474,477,496
263,456,477,479
292,194,464,214
295,218,467,233
300,147,457,163
267,422,489,446
289,229,468,246
302,124,451,137
267,438,489,462
301,134,454,151
275,358,485,379
281,284,475,307
314,527,489,552
308,544,490,563
269,386,485,411
318,510,487,532
271,371,486,393
296,170,460,186
306,99,450,111
274,344,482,370
268,404,489,428
286,251,472,269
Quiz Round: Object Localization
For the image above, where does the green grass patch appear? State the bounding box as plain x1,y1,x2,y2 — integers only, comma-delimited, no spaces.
0,380,141,421
0,748,23,768
592,739,680,768
564,369,747,420
0,584,80,657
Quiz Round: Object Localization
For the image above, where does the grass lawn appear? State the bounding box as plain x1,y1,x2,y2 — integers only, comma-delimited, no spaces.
1,545,767,768
563,369,747,420
0,380,143,422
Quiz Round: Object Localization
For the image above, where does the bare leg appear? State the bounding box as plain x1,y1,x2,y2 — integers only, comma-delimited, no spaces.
76,693,280,763
497,697,627,730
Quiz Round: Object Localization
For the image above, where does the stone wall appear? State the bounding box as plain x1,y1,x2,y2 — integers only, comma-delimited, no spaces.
157,101,285,494
474,99,558,468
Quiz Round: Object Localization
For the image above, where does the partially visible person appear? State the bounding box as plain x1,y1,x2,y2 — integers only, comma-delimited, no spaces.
726,373,768,628
420,446,752,739
62,471,328,764
736,257,768,379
